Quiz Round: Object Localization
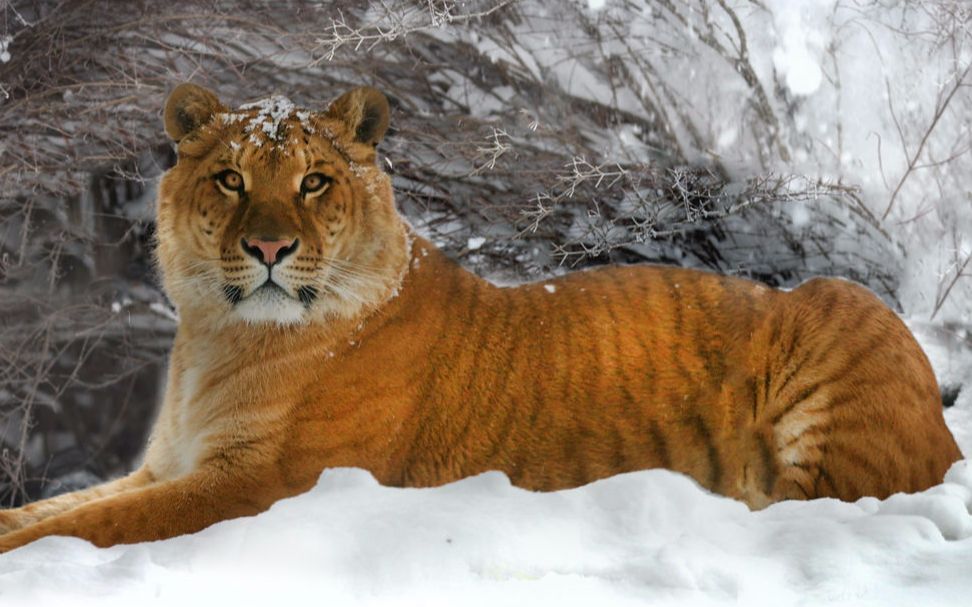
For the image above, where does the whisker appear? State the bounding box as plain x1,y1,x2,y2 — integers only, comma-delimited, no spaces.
297,285,318,306
320,265,389,281
223,284,244,305
321,255,390,274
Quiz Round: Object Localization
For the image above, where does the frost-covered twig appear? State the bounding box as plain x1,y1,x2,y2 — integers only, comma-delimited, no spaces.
471,127,512,174
932,247,972,320
309,0,515,63
881,62,971,220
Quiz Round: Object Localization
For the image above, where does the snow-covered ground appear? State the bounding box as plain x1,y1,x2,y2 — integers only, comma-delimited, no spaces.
1,322,971,607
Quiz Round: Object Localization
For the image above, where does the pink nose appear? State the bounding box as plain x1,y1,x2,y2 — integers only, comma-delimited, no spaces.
243,238,296,265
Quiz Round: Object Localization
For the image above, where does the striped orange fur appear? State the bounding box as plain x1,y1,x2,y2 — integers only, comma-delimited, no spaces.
0,84,961,552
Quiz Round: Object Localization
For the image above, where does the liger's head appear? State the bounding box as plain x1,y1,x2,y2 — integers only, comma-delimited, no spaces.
156,83,410,326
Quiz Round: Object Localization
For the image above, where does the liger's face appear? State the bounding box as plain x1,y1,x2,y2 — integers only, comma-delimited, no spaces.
156,89,405,326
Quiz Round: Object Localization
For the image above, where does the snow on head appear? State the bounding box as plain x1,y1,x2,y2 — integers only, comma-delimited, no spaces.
216,96,321,152
239,95,295,145
222,95,318,149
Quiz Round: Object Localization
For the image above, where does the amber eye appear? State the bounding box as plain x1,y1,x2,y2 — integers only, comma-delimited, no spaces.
215,169,244,193
301,173,330,195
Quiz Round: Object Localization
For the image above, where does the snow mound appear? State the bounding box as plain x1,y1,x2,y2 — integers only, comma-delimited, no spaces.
3,462,972,606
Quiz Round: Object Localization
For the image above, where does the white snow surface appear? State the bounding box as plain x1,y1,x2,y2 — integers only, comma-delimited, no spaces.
4,465,972,607
2,324,972,606
467,236,486,251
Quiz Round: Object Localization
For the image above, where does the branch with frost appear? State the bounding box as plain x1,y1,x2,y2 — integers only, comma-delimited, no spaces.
519,157,628,236
471,127,512,174
517,155,878,268
309,0,515,63
882,62,972,220
932,244,972,320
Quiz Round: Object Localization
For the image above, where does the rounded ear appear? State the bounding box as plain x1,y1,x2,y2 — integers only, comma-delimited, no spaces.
164,83,224,141
326,87,391,147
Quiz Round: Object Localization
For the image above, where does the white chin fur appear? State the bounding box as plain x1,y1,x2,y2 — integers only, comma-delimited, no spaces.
234,287,306,325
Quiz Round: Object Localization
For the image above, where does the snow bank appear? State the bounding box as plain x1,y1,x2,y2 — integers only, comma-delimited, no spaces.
2,462,971,606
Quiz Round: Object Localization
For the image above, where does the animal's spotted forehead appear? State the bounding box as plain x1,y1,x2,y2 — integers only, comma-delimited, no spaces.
217,95,317,150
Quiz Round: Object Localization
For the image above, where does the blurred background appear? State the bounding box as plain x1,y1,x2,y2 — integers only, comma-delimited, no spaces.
0,0,970,506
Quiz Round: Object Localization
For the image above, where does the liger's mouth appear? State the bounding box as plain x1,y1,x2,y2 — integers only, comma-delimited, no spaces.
223,280,318,307
257,281,287,294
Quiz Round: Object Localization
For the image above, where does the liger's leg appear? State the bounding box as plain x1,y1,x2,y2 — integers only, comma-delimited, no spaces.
0,467,154,534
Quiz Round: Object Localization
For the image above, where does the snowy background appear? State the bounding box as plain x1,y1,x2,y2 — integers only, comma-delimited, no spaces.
2,0,972,604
